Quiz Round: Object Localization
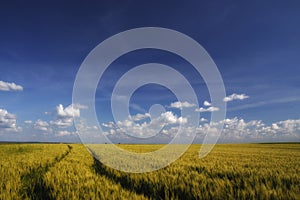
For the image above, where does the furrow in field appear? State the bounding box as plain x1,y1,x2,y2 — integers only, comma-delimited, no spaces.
20,145,72,200
43,144,148,200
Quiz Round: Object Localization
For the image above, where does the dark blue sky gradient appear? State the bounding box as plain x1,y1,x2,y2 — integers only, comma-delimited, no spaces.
0,0,300,142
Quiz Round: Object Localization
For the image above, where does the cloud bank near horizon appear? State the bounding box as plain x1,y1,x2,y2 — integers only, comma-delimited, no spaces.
0,94,299,143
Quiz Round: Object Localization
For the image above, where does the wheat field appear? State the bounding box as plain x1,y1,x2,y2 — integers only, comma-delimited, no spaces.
0,143,299,199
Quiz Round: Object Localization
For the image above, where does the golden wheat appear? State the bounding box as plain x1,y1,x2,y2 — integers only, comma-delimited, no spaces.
0,143,299,199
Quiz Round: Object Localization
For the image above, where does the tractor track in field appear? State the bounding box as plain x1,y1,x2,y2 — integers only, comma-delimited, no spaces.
91,151,167,200
20,145,73,200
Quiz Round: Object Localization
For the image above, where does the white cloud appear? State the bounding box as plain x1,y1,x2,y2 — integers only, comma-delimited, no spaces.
102,122,115,128
214,117,300,142
158,111,186,124
274,119,300,134
0,80,23,91
31,104,87,135
200,118,208,122
129,113,151,121
103,111,187,138
56,130,74,136
77,119,99,136
178,116,188,124
102,102,300,142
56,104,80,118
0,109,21,133
99,113,300,143
50,104,86,129
195,106,219,112
203,101,211,106
170,101,196,109
50,118,74,129
223,93,249,102
272,123,279,130
34,119,51,133
10,99,299,143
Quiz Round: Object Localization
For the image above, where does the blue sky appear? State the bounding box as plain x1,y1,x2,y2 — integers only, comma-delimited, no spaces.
0,0,299,143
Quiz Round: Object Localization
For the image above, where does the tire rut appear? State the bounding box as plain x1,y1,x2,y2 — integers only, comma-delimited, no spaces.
91,152,157,199
20,145,72,200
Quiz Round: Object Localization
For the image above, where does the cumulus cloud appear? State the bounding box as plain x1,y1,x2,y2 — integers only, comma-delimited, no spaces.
223,93,249,102
101,109,300,143
31,104,87,136
271,119,300,134
170,101,196,109
0,80,23,91
56,104,80,118
102,121,115,129
50,118,74,129
160,111,187,124
195,106,219,112
272,123,279,130
13,100,300,143
200,118,208,122
56,130,74,136
102,111,187,138
34,119,51,133
210,117,300,142
129,113,151,121
77,119,99,135
203,101,211,106
50,104,86,129
0,109,21,133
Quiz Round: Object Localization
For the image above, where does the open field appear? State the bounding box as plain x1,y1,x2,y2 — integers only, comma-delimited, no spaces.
0,143,299,199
